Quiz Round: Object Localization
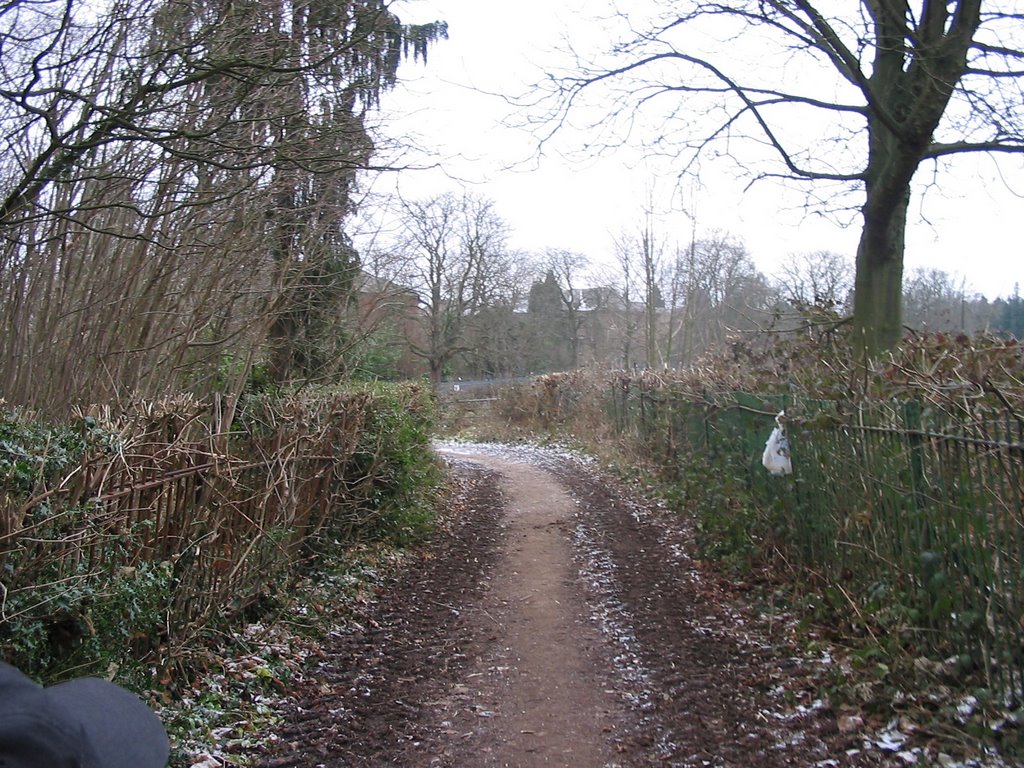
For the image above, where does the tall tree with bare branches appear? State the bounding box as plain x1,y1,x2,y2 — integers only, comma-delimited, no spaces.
775,251,854,312
533,2,1024,355
392,191,514,388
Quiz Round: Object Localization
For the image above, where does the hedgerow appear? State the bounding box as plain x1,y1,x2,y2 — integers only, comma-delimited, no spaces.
0,383,440,691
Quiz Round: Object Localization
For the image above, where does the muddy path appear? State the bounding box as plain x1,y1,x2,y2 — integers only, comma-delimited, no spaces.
427,448,621,767
248,443,890,767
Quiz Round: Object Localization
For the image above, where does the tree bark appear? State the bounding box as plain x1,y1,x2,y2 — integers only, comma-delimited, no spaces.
852,189,908,356
850,0,982,355
428,360,441,390
852,114,915,355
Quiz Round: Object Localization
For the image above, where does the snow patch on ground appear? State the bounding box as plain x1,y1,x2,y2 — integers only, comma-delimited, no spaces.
433,438,595,471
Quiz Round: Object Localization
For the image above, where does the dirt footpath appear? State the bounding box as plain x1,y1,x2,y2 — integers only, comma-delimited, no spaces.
428,449,620,767
250,443,891,767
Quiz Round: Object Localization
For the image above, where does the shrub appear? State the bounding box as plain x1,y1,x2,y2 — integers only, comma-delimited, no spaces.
345,381,441,546
1,383,441,689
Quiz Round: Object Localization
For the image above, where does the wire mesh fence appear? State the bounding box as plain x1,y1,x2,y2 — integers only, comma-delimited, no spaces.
605,379,1023,704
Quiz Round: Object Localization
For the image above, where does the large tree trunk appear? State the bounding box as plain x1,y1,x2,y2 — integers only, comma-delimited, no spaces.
852,182,910,355
849,1,982,357
428,358,443,390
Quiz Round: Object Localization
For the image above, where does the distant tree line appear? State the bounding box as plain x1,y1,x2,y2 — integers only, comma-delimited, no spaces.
356,190,1021,384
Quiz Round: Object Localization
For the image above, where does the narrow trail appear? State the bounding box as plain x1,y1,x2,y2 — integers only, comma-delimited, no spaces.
429,449,620,767
249,443,892,768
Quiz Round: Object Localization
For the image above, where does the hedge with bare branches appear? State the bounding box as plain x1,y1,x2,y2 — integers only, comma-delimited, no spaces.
0,382,438,687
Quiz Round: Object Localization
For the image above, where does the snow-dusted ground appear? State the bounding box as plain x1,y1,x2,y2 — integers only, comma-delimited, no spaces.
172,440,1018,767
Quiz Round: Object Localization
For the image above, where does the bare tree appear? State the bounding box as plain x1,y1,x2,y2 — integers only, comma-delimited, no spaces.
774,251,855,311
533,2,1024,354
677,231,771,362
610,233,642,369
462,251,538,378
392,191,513,388
609,194,675,369
639,220,665,369
542,248,591,369
902,267,987,333
662,240,695,367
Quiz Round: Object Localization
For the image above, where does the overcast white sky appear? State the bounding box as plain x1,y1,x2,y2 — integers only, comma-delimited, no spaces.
368,0,1023,300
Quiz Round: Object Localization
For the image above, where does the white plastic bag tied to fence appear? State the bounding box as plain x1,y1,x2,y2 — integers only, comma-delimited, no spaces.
761,410,792,476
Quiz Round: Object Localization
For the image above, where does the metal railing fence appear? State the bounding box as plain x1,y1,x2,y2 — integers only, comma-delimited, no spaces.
607,380,1023,703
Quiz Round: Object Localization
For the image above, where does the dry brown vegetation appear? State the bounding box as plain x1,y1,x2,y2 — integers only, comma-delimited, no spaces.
0,383,440,690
